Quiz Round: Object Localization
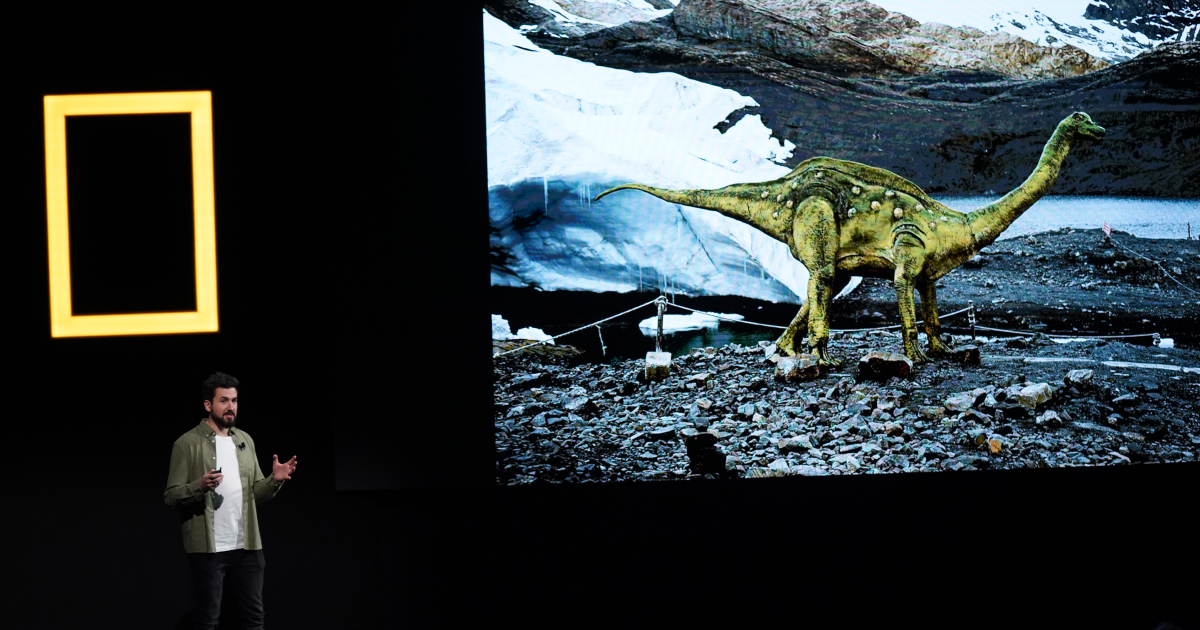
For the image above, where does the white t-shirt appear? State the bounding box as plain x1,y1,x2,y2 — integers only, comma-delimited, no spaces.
212,435,245,552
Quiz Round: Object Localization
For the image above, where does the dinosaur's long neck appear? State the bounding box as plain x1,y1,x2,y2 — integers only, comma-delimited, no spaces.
966,123,1073,252
595,183,777,235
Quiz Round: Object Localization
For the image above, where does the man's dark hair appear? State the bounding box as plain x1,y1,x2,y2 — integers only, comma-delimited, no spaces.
202,372,239,402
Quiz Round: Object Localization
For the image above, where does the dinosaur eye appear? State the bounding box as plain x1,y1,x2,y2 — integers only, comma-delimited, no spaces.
1072,113,1083,121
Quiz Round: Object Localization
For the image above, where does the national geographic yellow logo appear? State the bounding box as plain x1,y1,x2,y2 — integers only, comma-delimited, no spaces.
43,91,219,337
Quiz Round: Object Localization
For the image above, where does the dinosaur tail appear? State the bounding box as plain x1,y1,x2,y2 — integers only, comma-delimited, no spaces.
593,181,784,236
593,183,694,205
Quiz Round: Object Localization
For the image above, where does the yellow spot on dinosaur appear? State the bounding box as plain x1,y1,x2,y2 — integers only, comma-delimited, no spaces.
870,201,881,210
915,203,925,212
786,200,793,208
885,190,895,198
851,186,861,195
893,208,904,219
761,191,769,199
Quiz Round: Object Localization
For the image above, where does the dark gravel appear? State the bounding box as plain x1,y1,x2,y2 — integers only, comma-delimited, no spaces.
494,228,1200,484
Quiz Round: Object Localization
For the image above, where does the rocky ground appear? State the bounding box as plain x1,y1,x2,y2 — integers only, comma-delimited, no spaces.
494,229,1200,484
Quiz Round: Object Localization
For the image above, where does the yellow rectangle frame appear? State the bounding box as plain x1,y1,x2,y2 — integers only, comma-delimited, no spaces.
44,91,218,337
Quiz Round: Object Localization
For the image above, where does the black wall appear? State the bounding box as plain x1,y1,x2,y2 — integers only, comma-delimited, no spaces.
4,4,1198,629
3,7,401,627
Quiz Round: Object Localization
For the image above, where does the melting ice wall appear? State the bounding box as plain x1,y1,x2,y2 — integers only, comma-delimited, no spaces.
485,10,839,305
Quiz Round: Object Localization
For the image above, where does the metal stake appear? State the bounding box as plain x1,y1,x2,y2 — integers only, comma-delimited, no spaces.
656,296,665,353
968,300,976,342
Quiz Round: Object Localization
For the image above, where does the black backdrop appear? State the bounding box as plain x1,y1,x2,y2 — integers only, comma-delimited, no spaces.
2,4,1197,629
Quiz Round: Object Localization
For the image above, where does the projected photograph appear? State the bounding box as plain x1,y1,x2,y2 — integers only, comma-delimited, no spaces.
487,0,1200,484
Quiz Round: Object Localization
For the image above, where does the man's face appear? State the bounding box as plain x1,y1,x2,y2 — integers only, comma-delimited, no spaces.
204,387,238,429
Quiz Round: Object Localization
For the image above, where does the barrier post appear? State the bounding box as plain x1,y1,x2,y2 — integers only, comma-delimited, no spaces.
656,297,665,353
968,300,976,342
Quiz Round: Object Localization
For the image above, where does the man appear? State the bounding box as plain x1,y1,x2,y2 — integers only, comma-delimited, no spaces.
165,372,298,630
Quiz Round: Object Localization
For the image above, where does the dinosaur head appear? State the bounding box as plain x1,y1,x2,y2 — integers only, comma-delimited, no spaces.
1063,111,1105,142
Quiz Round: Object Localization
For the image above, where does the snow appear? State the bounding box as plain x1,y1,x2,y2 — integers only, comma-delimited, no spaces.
515,327,556,343
486,10,845,306
492,314,556,344
1159,337,1175,349
637,311,745,334
868,0,1162,61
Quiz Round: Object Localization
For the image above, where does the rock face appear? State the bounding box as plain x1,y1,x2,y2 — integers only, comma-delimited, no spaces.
672,0,1108,79
524,6,1200,197
1084,0,1200,42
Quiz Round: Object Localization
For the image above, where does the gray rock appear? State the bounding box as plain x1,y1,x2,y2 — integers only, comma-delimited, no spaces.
1035,410,1063,428
792,465,829,476
1065,369,1094,388
949,346,981,366
775,354,822,382
1111,393,1139,408
945,392,979,413
768,458,791,473
648,427,677,441
830,453,861,470
508,373,548,391
919,406,944,420
1017,383,1055,409
779,435,814,453
857,350,913,381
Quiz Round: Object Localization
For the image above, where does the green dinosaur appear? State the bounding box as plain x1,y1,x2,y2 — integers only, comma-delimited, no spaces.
595,112,1106,365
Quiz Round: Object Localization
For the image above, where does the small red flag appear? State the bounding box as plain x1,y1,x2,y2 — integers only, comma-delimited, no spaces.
1102,222,1112,236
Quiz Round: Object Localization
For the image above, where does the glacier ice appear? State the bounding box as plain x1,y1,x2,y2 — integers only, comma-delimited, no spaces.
485,11,852,306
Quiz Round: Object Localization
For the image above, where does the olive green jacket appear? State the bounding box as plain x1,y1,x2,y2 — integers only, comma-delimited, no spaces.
164,419,285,553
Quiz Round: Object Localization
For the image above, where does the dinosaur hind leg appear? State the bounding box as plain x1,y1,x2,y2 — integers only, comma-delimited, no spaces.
893,242,929,364
918,281,954,358
791,196,840,367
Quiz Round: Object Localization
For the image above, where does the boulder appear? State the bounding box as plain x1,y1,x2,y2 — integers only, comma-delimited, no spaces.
857,350,914,381
1035,410,1063,428
948,345,981,365
1064,369,1095,389
945,391,982,413
778,435,814,453
1017,383,1055,409
775,354,822,382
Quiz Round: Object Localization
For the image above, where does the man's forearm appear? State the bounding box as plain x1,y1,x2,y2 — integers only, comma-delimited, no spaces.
252,476,284,503
164,478,204,508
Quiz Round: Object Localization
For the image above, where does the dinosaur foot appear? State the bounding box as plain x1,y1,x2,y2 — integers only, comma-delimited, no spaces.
927,334,956,359
812,347,842,368
904,344,930,365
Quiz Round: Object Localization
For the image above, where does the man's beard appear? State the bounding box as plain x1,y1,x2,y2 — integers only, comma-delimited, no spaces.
211,410,236,428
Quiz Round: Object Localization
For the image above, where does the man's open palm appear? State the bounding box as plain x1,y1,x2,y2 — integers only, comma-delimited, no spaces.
272,454,297,481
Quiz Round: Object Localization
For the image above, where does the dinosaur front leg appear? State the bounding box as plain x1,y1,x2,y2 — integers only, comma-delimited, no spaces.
792,197,840,367
774,300,808,356
774,274,848,356
917,281,954,358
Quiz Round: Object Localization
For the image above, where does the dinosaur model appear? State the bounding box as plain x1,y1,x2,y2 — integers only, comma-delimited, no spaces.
595,112,1106,365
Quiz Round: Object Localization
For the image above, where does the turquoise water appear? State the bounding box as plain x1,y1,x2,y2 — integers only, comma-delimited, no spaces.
937,196,1200,240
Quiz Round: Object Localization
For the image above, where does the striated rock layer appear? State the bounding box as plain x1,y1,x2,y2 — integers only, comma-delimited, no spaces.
527,5,1200,197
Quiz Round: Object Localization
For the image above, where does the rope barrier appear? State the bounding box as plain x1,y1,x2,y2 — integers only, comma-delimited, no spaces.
971,325,1157,340
496,280,1170,358
493,297,661,357
1108,234,1200,297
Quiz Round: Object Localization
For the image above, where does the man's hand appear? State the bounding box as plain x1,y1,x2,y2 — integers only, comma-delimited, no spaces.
272,454,297,482
200,469,223,493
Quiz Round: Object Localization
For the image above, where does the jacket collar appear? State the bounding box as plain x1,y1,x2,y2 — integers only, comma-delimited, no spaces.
196,417,239,439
